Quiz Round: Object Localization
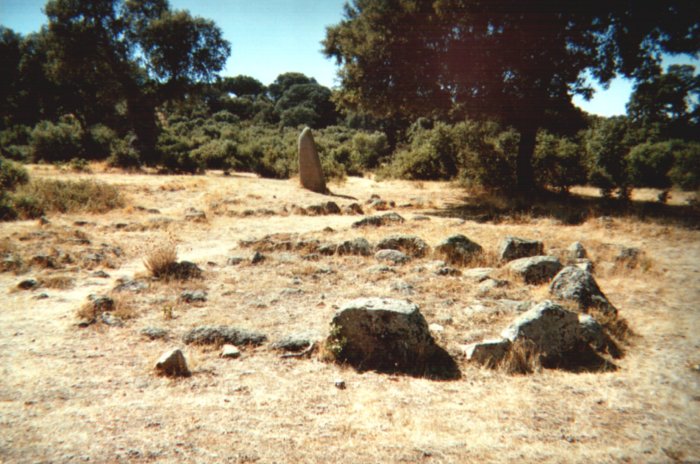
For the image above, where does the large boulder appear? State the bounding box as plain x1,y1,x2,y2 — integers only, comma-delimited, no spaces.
549,266,617,316
498,236,544,262
508,256,562,284
376,235,429,258
327,297,457,377
183,326,267,346
434,235,483,266
500,301,580,358
298,127,327,193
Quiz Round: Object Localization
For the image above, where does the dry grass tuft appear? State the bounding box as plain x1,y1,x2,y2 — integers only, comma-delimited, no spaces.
590,308,634,342
498,339,541,375
144,241,178,277
16,178,124,214
41,275,75,289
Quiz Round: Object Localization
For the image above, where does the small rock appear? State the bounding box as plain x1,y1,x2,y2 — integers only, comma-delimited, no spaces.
390,280,415,295
183,326,267,346
337,238,372,256
498,236,544,262
568,242,587,260
155,349,191,377
271,332,320,352
375,249,410,265
429,323,444,333
221,344,241,359
227,256,244,266
33,293,49,300
434,235,483,266
101,313,124,327
113,278,149,293
574,259,594,273
184,208,206,222
351,212,405,228
464,338,512,366
91,270,110,278
501,301,580,358
341,203,364,215
141,327,169,340
180,290,207,303
507,256,562,284
88,295,115,312
477,278,509,296
434,267,462,276
367,264,395,274
376,235,429,258
334,379,346,390
251,251,265,264
17,279,39,290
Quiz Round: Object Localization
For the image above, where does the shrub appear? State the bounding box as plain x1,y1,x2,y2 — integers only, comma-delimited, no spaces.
15,178,124,214
351,131,389,170
584,117,635,198
534,131,587,192
625,141,675,189
29,119,84,163
144,242,178,277
0,125,31,161
108,135,142,169
0,156,29,191
669,141,700,191
157,131,205,174
84,124,117,159
458,121,518,191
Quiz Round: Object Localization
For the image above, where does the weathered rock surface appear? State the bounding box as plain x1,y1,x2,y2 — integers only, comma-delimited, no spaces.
500,301,580,358
375,249,410,265
298,127,327,193
271,331,320,352
352,212,405,228
337,238,372,256
577,313,606,351
508,256,562,284
155,349,190,377
464,338,512,366
376,235,429,258
221,344,241,359
183,326,267,346
180,290,207,303
434,235,483,266
499,236,544,262
568,241,587,260
327,297,457,377
550,266,617,316
141,327,169,340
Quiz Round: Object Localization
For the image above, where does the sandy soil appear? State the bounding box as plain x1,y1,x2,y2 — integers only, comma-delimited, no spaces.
1,166,699,463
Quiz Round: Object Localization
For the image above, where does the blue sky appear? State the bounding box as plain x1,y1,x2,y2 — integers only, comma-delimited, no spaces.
1,0,697,117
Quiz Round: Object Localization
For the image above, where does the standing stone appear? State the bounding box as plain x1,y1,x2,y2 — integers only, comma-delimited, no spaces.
298,127,327,193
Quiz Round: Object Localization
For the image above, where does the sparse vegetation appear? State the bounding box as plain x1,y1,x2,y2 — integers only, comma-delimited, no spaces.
14,178,124,214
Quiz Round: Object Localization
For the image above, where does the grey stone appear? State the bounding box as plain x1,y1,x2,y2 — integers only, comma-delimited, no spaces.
574,259,594,273
251,251,265,264
390,280,414,295
462,268,495,282
17,279,39,290
476,278,509,296
88,295,115,312
434,235,483,266
183,326,267,346
498,236,544,262
306,201,340,215
464,338,512,366
549,266,617,316
184,208,206,222
568,242,587,260
141,327,169,340
376,235,429,258
508,255,562,284
577,313,606,351
271,331,320,352
334,379,346,389
327,298,439,374
298,127,327,193
337,238,372,256
318,243,338,255
34,293,49,300
501,301,580,358
155,348,190,377
434,267,462,276
375,249,410,265
341,203,364,215
227,256,244,266
100,313,124,327
180,290,207,303
221,344,241,359
367,265,396,274
91,270,110,278
352,212,405,228
114,278,149,293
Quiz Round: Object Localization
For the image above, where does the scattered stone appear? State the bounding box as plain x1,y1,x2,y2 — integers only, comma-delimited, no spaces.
227,256,244,266
88,295,115,312
280,287,304,297
33,293,49,300
434,267,462,276
499,236,544,262
101,313,124,327
376,235,429,258
221,344,241,359
326,297,452,376
17,278,38,290
375,249,410,265
369,198,395,210
507,255,562,284
390,280,415,295
32,254,57,269
155,349,190,377
367,264,395,274
464,338,512,366
462,268,494,282
477,278,509,296
351,212,405,228
251,251,265,264
183,326,267,346
306,201,341,215
180,290,207,303
91,270,110,278
271,331,320,352
141,327,169,340
318,243,338,255
434,235,483,266
577,313,606,351
334,379,346,390
114,278,149,293
500,301,580,358
298,127,327,193
549,266,617,316
568,242,587,260
163,261,203,280
337,238,372,256
341,203,364,215
184,208,206,222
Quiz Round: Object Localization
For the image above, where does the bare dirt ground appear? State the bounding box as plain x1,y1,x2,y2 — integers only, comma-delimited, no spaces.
1,166,699,463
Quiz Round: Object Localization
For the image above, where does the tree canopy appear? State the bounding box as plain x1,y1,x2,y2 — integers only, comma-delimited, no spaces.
324,0,700,191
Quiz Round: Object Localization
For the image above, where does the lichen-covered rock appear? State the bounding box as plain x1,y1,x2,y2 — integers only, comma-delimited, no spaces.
574,259,594,273
498,236,544,262
180,290,207,303
549,266,617,316
271,331,320,352
352,212,405,228
434,235,483,266
183,326,267,346
375,249,410,265
500,301,580,358
507,256,562,284
376,235,429,258
577,314,605,351
155,348,190,377
464,338,512,366
141,327,169,340
337,238,372,256
568,241,587,260
327,297,454,377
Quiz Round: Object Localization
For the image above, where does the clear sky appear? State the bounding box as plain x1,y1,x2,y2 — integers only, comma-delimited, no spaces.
1,0,697,117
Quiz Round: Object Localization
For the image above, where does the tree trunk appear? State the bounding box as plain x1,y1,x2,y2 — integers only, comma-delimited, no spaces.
516,125,537,193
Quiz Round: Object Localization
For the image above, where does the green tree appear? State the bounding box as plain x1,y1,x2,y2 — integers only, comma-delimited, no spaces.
324,0,700,192
274,82,338,128
268,72,316,101
219,75,266,97
43,0,230,164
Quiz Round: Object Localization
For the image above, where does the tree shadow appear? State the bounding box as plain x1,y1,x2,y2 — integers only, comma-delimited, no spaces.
425,189,700,229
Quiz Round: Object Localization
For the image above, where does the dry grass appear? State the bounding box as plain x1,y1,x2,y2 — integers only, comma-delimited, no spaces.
143,241,178,277
15,178,125,214
40,274,75,289
498,339,542,374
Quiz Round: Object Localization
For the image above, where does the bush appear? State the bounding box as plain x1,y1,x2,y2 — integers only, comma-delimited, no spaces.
625,141,675,189
0,156,29,191
84,124,117,159
108,135,142,169
584,117,635,198
458,121,518,191
669,141,700,190
534,132,587,192
157,131,205,174
0,125,31,161
351,131,389,170
15,178,124,214
29,119,84,163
